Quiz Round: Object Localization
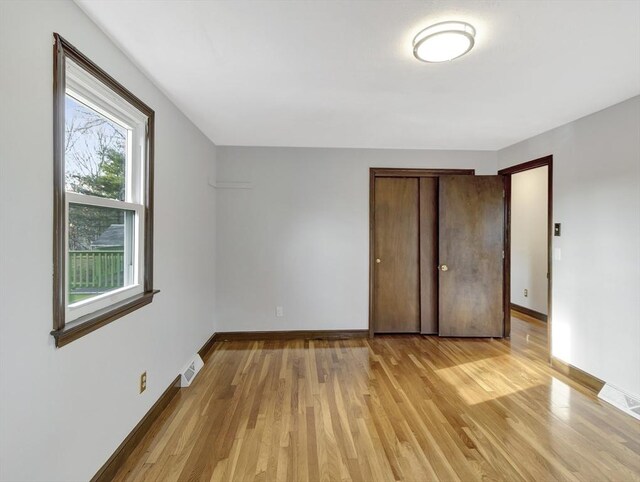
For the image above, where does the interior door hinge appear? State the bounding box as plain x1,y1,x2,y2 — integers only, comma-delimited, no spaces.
502,250,505,259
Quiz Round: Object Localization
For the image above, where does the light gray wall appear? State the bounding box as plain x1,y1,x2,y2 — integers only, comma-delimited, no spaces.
498,96,640,399
214,146,497,332
1,2,639,479
511,166,548,314
0,1,216,480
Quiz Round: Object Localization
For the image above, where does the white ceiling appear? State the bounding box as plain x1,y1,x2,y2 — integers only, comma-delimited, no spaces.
76,0,640,150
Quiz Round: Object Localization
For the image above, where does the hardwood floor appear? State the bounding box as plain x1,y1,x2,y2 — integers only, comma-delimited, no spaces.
113,318,640,481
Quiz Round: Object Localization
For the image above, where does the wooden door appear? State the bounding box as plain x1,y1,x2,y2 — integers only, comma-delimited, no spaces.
373,177,420,333
419,177,438,334
438,176,504,337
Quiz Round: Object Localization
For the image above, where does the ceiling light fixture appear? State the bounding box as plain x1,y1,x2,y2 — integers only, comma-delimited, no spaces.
413,21,476,63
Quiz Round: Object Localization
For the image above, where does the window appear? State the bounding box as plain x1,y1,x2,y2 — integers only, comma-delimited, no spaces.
52,34,157,347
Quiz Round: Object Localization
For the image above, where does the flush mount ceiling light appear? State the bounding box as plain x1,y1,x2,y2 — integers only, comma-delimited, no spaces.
413,21,476,63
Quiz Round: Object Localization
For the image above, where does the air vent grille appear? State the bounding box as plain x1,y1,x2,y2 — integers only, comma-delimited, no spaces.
598,384,640,421
184,364,195,382
625,395,640,409
180,355,204,388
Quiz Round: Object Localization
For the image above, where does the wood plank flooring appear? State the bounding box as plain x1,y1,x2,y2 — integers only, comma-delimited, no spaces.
113,318,640,481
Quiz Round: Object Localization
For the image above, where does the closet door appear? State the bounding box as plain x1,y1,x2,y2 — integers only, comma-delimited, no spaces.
438,176,504,337
373,177,420,333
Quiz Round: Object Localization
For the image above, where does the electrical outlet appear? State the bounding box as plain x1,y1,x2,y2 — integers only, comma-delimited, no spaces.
140,372,147,394
524,289,528,297
276,306,284,317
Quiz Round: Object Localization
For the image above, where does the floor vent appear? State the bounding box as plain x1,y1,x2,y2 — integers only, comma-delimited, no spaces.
180,354,204,388
598,383,640,421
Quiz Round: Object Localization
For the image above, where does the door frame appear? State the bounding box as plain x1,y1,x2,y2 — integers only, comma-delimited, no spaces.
498,155,553,360
369,168,475,337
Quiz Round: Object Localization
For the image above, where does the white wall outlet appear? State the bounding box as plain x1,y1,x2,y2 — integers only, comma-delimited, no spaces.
524,289,528,297
276,306,284,317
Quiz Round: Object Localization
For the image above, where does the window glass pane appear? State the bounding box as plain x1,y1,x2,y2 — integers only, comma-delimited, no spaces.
65,94,128,201
68,203,135,305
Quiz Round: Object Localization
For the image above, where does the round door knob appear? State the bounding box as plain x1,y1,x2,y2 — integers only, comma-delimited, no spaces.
375,258,381,264
440,264,448,271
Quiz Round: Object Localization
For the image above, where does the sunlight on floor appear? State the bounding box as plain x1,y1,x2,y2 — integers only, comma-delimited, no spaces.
549,377,573,422
435,355,543,405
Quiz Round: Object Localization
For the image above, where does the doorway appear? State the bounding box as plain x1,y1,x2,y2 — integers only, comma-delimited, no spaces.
499,156,553,359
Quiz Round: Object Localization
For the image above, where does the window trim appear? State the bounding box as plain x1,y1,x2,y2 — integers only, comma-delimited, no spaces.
51,33,158,348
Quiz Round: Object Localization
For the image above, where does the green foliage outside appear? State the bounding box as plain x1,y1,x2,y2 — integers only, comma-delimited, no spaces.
68,145,126,200
65,96,127,251
67,146,126,251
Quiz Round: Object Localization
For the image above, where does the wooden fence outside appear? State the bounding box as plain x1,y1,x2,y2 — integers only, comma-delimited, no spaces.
69,250,124,291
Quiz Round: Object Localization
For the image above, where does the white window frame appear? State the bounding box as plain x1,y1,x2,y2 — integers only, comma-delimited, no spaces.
64,59,148,325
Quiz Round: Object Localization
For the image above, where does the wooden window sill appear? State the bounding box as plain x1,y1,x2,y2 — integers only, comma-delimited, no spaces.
51,290,159,348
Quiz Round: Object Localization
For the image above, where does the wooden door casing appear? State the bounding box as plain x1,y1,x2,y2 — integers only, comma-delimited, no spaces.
499,155,553,354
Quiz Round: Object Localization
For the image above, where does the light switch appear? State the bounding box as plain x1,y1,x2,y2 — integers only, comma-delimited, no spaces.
554,223,561,236
553,248,562,261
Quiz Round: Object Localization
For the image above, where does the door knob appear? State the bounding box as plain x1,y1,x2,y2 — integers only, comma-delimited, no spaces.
439,264,448,271
375,258,381,264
